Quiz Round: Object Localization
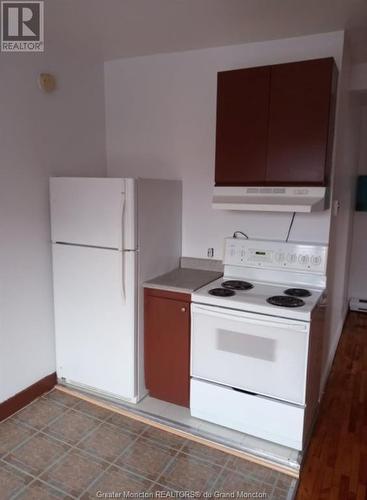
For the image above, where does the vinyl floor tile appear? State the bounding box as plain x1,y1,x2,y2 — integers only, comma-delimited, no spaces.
42,391,81,409
3,433,70,477
0,462,32,500
43,410,100,445
105,411,148,435
115,437,177,481
140,426,186,450
0,420,35,458
214,468,275,497
81,465,154,499
40,449,107,497
15,480,73,499
157,452,222,492
272,485,294,499
227,455,283,483
77,423,137,462
74,400,113,422
14,399,67,430
181,440,231,467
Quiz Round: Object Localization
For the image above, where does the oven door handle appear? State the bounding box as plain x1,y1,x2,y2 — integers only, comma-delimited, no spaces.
192,305,308,332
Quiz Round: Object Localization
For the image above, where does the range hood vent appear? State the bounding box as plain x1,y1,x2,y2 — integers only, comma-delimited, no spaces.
212,186,327,213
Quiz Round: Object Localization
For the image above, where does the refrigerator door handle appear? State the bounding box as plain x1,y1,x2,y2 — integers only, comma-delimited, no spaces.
119,193,126,301
120,193,126,251
121,251,125,301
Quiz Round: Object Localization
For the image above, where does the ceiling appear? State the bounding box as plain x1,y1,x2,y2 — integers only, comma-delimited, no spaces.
46,0,367,63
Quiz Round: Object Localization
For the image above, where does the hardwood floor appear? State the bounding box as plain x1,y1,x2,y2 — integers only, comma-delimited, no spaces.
297,312,367,500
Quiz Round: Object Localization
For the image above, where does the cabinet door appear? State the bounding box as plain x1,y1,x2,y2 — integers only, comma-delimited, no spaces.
266,58,336,185
215,66,271,186
144,292,190,407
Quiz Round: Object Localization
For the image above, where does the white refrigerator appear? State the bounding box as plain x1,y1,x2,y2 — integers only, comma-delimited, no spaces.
50,177,182,403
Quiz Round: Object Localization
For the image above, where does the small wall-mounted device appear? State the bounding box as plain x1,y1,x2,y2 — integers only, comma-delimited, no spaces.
38,73,57,93
207,248,214,258
333,200,340,216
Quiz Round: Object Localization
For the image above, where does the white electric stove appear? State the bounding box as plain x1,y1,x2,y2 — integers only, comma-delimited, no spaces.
190,237,328,451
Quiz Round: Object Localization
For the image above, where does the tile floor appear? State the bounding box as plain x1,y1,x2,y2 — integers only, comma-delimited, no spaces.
111,394,301,468
0,390,297,499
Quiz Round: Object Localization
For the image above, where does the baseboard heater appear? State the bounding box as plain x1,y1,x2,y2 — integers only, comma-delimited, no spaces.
350,297,367,312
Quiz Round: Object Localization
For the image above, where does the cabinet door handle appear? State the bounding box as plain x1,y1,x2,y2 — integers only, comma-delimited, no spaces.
181,307,186,312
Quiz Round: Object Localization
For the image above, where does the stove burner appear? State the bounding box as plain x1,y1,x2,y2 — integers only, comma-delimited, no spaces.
222,280,254,291
209,288,236,297
267,296,305,308
284,288,312,298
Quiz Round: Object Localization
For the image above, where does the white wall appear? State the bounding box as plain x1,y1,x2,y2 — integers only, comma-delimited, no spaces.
320,41,363,391
105,31,344,259
348,106,367,299
0,54,107,403
350,63,367,91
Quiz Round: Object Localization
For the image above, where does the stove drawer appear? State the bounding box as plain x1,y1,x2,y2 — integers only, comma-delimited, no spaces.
190,378,305,450
191,303,309,405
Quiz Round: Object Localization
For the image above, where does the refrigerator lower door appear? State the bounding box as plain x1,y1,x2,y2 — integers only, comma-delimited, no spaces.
52,244,137,401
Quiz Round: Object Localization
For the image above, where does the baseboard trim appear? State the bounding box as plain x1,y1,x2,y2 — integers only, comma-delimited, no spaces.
0,372,57,422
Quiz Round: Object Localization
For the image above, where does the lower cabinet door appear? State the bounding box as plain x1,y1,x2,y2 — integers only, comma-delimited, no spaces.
144,291,190,407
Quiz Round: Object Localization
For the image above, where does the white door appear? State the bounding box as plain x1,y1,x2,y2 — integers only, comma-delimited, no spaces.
50,178,126,249
191,304,309,405
52,243,137,401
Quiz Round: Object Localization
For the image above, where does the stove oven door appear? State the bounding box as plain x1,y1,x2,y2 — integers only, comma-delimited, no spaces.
191,303,309,405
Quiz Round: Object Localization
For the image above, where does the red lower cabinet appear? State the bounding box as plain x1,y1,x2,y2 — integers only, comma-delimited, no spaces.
144,288,190,407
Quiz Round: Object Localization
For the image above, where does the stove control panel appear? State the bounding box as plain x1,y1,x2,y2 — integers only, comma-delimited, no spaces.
224,238,328,273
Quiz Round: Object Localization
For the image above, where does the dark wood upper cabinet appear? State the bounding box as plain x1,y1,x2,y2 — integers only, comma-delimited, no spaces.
214,58,337,187
215,66,271,186
266,58,337,185
144,288,190,407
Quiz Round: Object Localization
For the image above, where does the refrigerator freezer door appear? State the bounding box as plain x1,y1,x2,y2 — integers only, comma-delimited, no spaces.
50,178,126,249
52,244,137,400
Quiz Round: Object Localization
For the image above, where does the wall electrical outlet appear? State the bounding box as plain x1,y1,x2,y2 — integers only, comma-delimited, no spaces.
207,248,214,258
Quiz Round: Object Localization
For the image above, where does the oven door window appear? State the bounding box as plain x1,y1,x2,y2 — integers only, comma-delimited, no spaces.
217,329,276,361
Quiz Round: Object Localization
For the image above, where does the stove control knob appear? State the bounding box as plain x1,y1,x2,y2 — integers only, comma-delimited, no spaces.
311,255,322,266
287,253,297,264
275,252,285,263
298,254,309,265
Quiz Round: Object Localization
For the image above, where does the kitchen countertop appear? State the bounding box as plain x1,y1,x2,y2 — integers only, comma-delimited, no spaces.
143,267,223,294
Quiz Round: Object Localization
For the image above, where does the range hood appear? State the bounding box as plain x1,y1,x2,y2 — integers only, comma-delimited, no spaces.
212,186,328,213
